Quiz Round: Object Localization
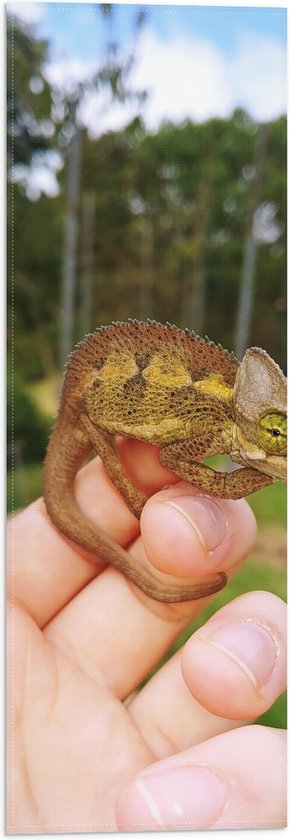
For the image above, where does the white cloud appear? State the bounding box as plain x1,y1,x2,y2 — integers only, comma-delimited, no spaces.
79,28,286,136
8,2,46,26
229,35,287,122
45,58,98,99
133,30,231,128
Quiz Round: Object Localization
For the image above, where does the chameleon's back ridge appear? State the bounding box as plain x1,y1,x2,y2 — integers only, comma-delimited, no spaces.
63,319,238,396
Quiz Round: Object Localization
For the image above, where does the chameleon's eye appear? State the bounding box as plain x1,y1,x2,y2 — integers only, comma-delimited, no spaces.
257,412,287,455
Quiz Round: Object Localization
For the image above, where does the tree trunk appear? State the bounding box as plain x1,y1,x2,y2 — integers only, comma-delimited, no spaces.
181,178,210,335
234,125,267,359
60,103,81,369
79,191,95,338
139,217,154,320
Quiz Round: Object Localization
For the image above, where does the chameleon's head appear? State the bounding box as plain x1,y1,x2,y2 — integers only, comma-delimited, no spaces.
233,348,287,482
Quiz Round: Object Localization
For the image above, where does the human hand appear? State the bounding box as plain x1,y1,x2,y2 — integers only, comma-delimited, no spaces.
7,441,286,832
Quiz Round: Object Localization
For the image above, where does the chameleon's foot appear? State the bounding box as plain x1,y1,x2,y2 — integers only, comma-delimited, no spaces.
80,413,148,519
125,489,148,520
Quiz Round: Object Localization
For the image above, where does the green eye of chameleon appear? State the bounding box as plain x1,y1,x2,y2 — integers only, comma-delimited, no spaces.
257,412,287,455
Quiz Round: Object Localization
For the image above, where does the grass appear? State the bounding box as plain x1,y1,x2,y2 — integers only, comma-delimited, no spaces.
248,480,287,527
7,464,286,729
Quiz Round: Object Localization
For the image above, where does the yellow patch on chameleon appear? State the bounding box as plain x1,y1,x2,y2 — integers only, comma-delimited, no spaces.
95,352,138,384
120,415,187,444
143,353,192,387
194,373,233,400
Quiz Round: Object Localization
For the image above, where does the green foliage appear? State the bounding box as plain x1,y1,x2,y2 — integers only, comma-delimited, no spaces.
8,90,286,377
7,188,63,378
74,113,286,364
7,14,53,168
7,373,50,468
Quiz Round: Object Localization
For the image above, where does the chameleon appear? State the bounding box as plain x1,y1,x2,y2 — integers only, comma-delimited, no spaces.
43,320,287,604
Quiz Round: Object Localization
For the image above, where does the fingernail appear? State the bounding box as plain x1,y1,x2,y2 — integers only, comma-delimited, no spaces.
166,495,227,552
207,621,278,688
120,766,227,830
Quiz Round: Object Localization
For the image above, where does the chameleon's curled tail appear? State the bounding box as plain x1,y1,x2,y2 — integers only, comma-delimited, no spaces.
43,420,227,604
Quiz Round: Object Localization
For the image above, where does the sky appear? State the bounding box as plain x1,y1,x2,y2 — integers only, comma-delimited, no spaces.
10,2,287,131
8,2,287,197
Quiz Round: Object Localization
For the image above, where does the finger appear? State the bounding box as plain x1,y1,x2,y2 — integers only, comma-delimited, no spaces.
45,490,257,699
181,589,287,719
7,440,173,628
139,482,255,580
118,437,178,495
127,591,286,756
116,725,286,830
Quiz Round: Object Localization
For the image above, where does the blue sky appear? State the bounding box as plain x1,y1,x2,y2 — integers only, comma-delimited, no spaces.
12,3,287,127
10,3,287,142
33,4,287,62
11,3,287,62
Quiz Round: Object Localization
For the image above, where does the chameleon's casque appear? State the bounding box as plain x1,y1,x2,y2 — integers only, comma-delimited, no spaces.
43,320,287,603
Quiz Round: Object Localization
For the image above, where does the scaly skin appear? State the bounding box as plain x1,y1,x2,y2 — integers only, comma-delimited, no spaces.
43,320,287,603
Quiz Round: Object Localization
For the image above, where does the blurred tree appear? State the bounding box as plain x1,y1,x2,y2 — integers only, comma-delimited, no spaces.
7,13,54,170
138,217,154,320
8,65,286,381
7,11,62,387
78,112,286,364
8,188,63,378
7,371,50,468
79,192,96,337
56,4,147,366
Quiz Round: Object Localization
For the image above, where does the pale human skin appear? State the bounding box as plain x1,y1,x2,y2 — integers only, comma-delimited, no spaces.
7,439,286,832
